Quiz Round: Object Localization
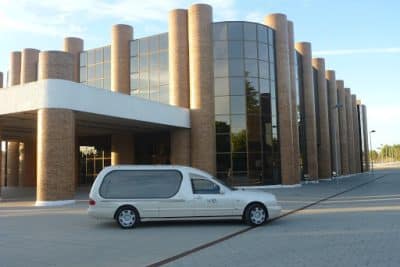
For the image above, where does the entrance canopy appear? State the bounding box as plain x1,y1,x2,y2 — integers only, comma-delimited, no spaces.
0,79,190,139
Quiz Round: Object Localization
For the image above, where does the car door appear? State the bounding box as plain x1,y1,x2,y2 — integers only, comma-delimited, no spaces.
190,176,234,217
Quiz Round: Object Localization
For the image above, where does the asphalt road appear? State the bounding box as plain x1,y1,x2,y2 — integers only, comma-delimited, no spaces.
1,169,399,267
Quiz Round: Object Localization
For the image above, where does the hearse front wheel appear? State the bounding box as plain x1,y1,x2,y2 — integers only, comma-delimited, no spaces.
116,206,139,229
244,203,268,226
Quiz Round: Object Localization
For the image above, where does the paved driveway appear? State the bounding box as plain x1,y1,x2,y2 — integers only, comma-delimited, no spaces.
1,169,399,267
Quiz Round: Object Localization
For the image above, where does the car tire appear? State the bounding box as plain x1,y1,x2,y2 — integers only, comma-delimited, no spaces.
244,203,268,226
116,206,139,229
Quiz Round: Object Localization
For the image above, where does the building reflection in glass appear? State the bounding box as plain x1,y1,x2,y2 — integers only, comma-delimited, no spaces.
214,21,280,185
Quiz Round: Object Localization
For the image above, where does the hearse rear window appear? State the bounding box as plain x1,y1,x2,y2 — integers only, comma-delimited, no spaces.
99,170,182,199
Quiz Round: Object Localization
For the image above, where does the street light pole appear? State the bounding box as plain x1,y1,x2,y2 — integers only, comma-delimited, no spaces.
369,130,376,174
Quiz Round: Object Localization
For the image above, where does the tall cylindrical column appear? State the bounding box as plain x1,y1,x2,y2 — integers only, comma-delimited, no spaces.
21,48,40,84
188,4,216,174
38,51,74,81
111,134,135,165
326,70,341,175
6,142,20,186
352,95,361,173
169,9,191,166
0,72,3,88
63,37,84,82
337,80,349,174
345,88,355,173
287,20,300,183
10,51,21,86
111,24,133,95
312,58,331,178
18,138,36,187
36,52,75,205
264,14,295,184
361,105,370,171
37,109,75,203
295,42,318,179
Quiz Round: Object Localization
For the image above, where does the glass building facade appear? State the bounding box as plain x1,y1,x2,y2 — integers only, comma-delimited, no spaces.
213,22,280,185
80,46,111,89
130,33,169,104
296,51,307,177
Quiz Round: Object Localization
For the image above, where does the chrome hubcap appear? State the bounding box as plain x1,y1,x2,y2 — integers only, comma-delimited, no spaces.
118,210,135,227
250,207,266,225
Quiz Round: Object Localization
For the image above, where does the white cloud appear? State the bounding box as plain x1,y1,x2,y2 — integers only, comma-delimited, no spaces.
314,48,400,56
0,0,238,37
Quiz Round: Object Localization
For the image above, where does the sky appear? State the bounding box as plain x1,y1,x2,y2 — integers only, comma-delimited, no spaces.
0,0,399,150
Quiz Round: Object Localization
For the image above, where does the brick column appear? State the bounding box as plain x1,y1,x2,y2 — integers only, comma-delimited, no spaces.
287,20,301,183
361,105,370,171
326,70,341,175
188,4,216,174
63,37,84,82
6,142,20,186
111,24,133,95
312,58,331,178
36,51,75,205
264,14,295,184
10,51,21,86
169,8,191,166
18,138,36,187
111,134,135,165
337,80,349,174
21,48,40,84
0,72,3,88
295,42,318,179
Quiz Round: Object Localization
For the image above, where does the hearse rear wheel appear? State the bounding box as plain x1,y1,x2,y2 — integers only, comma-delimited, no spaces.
116,207,139,229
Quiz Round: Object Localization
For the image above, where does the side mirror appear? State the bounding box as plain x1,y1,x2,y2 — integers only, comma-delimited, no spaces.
220,188,225,195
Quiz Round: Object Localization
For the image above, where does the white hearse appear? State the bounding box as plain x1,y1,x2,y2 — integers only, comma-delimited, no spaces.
88,165,281,229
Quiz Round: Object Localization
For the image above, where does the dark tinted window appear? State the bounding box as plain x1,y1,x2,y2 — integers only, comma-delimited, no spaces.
191,178,220,194
99,170,182,199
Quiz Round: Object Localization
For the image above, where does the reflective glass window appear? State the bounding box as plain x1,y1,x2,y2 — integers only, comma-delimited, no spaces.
230,77,245,95
80,52,87,67
140,38,149,54
80,67,87,82
268,29,274,44
131,73,139,89
247,94,260,114
258,43,268,61
215,78,229,96
104,79,111,90
216,153,231,172
246,77,259,92
259,60,268,78
95,48,103,63
140,55,148,71
228,22,243,40
96,64,103,78
216,115,230,133
244,41,257,59
214,41,228,59
159,34,168,50
159,52,168,70
214,23,227,41
88,65,95,80
231,115,246,134
131,57,138,73
269,46,275,63
131,41,139,57
229,59,244,76
159,70,169,85
232,153,247,171
270,63,276,80
244,23,257,41
259,78,270,94
257,25,268,43
231,95,246,114
215,96,230,115
215,60,228,77
159,84,169,104
104,46,111,62
88,50,95,65
228,41,243,58
245,59,258,77
217,134,231,152
150,37,158,51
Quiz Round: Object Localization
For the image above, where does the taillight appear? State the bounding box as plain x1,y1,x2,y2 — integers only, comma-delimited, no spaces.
89,199,96,206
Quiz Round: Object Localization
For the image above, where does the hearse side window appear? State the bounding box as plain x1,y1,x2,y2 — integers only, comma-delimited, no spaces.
99,170,182,199
191,179,220,194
